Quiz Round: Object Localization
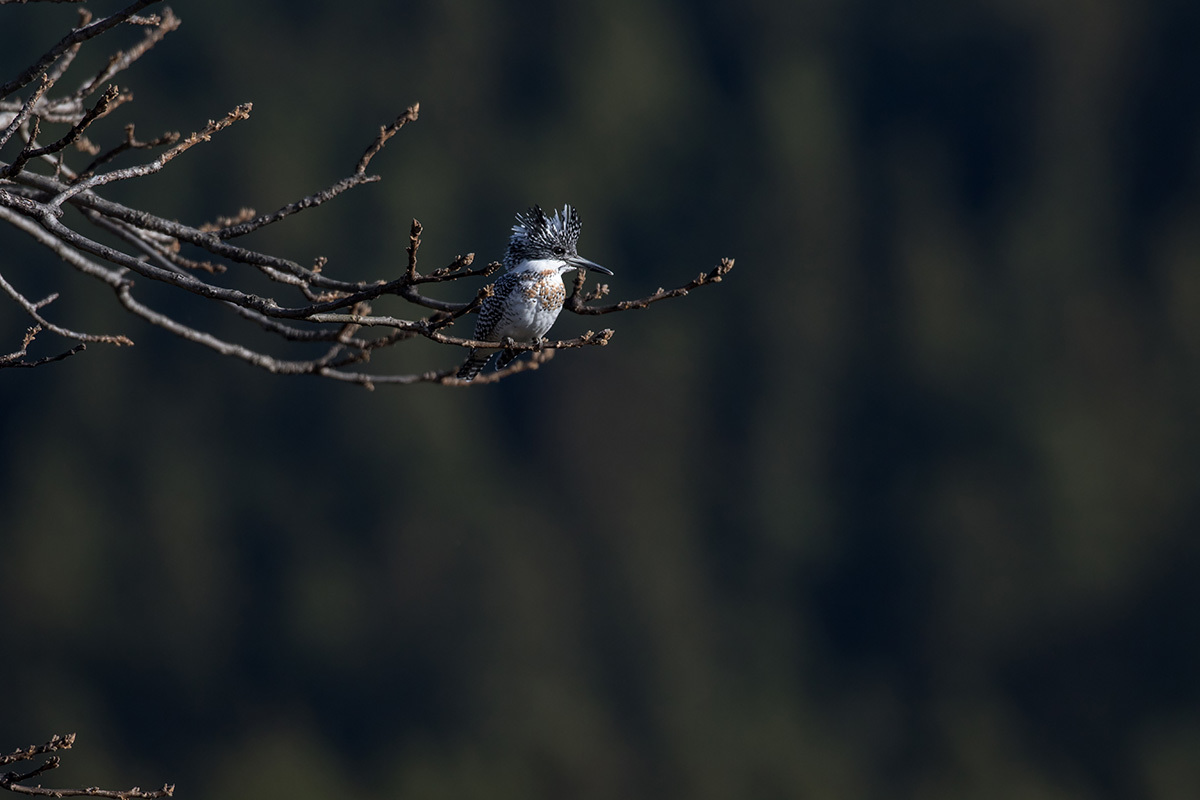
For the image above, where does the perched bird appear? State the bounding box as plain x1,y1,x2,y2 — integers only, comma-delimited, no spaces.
457,204,612,381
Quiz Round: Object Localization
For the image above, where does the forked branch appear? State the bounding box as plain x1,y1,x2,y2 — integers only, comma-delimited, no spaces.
0,734,173,799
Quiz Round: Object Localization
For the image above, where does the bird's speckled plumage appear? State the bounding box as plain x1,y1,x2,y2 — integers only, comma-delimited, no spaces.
457,205,611,381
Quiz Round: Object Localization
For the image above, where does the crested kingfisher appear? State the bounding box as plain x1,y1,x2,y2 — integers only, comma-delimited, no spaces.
457,204,612,381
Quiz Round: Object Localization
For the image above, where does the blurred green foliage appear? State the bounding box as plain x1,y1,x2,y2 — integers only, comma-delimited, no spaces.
4,0,1200,798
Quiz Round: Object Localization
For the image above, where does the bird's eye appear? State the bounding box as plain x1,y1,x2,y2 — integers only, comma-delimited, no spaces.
553,245,565,255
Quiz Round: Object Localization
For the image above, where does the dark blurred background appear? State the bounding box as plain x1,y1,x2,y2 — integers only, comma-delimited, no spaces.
4,1,1200,798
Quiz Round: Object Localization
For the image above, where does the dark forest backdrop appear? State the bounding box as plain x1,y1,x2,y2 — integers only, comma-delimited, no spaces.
4,1,1200,798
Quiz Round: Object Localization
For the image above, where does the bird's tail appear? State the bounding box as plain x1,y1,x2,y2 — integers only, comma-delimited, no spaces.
456,348,494,381
496,348,519,370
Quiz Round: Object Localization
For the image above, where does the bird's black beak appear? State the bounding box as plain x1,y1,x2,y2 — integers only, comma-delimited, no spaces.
568,255,613,275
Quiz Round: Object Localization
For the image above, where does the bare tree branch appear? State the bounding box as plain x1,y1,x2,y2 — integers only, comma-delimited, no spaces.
566,258,736,314
0,734,172,799
0,0,158,98
0,734,74,768
0,85,122,179
75,7,179,99
0,324,86,368
1,1,733,384
0,75,53,151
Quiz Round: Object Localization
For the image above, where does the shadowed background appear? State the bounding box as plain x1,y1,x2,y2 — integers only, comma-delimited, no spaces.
3,1,1200,798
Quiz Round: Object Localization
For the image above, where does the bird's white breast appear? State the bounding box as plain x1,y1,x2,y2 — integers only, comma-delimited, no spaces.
495,267,566,342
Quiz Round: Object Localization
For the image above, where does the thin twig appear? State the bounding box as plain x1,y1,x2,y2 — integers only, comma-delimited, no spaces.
566,257,735,315
356,104,418,175
0,237,133,344
75,7,180,99
0,86,122,179
0,74,53,151
0,735,74,767
406,218,421,280
0,338,87,368
44,9,90,83
0,737,174,800
77,125,180,180
0,0,161,99
214,104,417,239
46,103,253,208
